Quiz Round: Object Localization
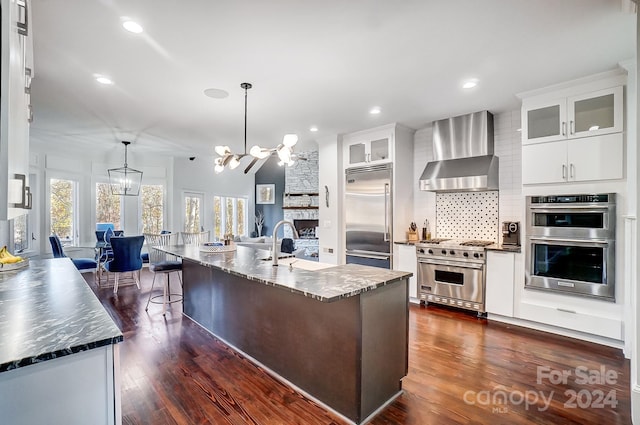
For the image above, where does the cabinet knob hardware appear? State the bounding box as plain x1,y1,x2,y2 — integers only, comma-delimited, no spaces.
562,164,567,180
570,120,574,134
561,121,566,136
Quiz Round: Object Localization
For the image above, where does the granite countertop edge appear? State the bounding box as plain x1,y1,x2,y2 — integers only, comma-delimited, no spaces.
0,335,124,372
158,245,412,303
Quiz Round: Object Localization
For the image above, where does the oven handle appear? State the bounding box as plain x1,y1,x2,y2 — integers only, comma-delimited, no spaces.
418,258,484,270
528,237,610,247
529,206,611,212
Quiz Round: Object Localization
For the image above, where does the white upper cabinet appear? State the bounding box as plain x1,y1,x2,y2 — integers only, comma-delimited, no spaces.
1,0,33,220
344,134,392,167
523,85,623,145
519,70,626,186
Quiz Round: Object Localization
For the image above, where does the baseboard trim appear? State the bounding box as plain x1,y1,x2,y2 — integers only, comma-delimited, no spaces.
487,314,624,351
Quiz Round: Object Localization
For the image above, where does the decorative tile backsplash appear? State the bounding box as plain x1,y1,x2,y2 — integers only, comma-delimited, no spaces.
436,191,499,241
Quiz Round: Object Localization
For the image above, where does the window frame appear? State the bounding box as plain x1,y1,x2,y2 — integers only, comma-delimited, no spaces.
183,191,205,233
139,182,166,234
213,195,248,239
94,179,123,231
47,172,80,247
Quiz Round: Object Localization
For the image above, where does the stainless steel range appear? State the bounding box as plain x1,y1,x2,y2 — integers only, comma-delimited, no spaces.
416,239,495,314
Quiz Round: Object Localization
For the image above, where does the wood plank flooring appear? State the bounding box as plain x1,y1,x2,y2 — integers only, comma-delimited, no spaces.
85,270,631,425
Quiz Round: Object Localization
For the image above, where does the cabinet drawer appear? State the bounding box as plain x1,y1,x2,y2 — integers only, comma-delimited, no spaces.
518,301,622,340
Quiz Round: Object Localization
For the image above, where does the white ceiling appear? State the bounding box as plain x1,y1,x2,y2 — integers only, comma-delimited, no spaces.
30,0,636,159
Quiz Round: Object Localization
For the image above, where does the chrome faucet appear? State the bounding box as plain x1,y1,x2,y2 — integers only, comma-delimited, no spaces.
271,220,299,266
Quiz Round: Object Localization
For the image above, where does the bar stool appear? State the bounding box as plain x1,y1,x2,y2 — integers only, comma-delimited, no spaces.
180,230,210,246
143,232,182,316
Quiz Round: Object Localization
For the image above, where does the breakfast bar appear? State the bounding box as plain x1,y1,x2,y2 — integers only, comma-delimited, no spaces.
157,245,411,424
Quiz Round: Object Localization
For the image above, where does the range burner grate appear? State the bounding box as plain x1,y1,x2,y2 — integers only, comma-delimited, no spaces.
421,238,451,244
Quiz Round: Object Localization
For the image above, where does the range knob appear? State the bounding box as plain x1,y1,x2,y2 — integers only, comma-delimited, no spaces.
463,252,469,257
418,249,425,254
473,253,480,258
428,249,433,254
441,249,447,255
449,250,455,255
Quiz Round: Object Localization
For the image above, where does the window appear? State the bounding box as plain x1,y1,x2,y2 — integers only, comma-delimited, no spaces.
96,182,121,230
50,178,78,244
140,184,164,233
184,193,202,233
13,213,29,253
213,196,247,238
213,196,222,239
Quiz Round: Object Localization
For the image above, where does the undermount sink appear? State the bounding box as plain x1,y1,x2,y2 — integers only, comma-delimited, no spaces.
276,257,334,271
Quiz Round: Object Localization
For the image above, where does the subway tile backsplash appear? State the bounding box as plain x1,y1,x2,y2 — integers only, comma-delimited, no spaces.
436,191,499,241
413,109,524,239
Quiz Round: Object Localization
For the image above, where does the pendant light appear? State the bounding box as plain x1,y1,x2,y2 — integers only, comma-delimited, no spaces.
213,83,299,174
108,141,143,196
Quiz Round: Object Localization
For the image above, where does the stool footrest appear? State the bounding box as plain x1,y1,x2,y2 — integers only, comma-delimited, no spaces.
148,293,183,305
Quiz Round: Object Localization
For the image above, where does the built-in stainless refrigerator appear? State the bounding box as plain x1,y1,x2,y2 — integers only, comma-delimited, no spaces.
345,164,393,269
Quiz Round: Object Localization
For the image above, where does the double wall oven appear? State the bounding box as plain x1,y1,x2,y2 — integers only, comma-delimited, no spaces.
525,193,616,301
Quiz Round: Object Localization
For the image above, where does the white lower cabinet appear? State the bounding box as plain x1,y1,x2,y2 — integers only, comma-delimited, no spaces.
485,251,516,317
394,244,418,301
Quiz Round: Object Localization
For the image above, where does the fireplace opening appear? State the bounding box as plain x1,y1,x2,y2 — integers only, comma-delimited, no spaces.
293,219,319,239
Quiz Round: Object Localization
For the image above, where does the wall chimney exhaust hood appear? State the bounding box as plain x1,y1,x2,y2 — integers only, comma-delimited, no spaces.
419,110,498,192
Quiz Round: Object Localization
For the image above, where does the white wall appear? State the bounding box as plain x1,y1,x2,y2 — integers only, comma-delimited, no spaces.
171,156,255,234
317,135,342,264
27,143,173,255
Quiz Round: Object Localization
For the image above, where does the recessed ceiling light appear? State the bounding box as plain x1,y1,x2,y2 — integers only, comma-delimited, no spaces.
122,20,143,34
589,125,600,131
95,76,114,85
370,107,381,115
462,79,478,89
310,126,318,132
204,88,229,99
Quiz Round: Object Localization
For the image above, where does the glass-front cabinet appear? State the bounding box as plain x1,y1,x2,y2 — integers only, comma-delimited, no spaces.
522,85,623,145
344,137,391,167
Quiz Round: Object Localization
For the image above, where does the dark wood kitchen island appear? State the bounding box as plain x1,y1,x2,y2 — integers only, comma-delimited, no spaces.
156,245,411,424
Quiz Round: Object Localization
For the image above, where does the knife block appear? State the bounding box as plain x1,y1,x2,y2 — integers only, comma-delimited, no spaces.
407,231,419,242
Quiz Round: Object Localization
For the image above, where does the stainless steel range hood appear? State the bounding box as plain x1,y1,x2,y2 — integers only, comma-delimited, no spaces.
419,110,498,192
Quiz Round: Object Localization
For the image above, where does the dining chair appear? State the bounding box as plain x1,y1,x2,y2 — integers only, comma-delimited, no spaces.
103,235,145,294
143,232,182,316
49,235,98,274
180,230,210,246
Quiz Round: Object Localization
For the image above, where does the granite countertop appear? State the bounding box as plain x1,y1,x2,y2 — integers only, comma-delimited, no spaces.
156,245,412,303
0,258,123,373
485,244,522,253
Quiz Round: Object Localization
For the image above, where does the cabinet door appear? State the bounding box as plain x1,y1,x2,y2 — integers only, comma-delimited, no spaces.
347,142,367,165
368,138,390,163
522,141,567,185
567,133,623,182
522,98,567,144
567,86,623,139
1,0,31,220
486,251,515,317
394,244,417,300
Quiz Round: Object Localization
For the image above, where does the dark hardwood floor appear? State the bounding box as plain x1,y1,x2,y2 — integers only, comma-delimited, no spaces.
85,270,631,425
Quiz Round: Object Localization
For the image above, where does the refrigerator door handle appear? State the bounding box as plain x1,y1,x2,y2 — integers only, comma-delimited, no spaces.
346,250,391,260
384,183,390,241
